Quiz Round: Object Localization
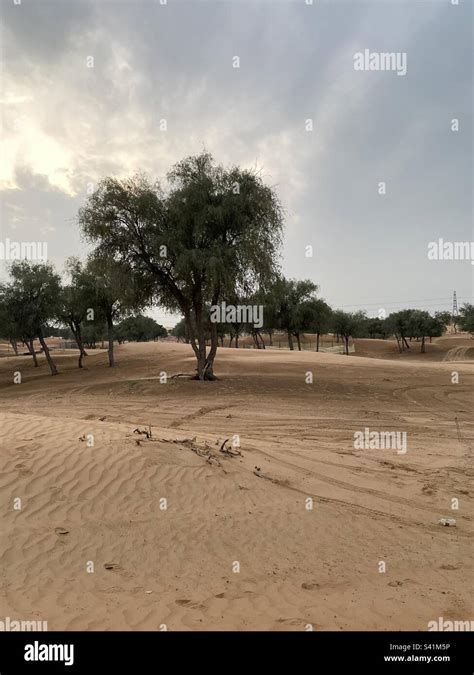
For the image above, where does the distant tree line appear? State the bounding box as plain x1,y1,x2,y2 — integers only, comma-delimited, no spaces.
170,288,467,356
0,257,167,374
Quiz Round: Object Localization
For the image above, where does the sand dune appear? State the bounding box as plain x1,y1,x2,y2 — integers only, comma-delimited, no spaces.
0,342,472,630
354,335,474,362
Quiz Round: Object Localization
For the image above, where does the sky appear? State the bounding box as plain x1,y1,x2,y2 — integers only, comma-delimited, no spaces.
0,0,472,326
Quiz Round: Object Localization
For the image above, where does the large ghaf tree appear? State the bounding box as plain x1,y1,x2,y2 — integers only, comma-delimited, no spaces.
79,153,283,379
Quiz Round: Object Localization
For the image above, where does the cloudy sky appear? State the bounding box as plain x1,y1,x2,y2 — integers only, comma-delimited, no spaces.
1,0,472,325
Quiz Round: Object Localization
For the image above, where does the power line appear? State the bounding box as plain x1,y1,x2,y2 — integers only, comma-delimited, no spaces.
335,296,472,308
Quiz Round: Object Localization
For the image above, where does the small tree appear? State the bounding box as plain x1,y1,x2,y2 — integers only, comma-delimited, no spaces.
363,317,387,340
331,310,365,355
273,277,318,350
457,304,474,335
434,311,452,333
116,315,167,342
407,310,432,353
5,261,61,375
86,256,149,367
304,298,332,351
59,258,97,368
385,309,415,353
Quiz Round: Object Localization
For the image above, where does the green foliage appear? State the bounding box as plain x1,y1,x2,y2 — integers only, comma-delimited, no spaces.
298,298,332,335
384,308,445,352
116,315,167,342
86,255,149,326
273,277,318,333
171,317,188,341
60,257,97,328
331,310,366,339
5,261,62,339
361,318,387,339
0,284,20,342
434,311,452,329
458,304,474,334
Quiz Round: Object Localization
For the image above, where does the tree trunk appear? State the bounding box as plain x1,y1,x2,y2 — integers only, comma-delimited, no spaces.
196,307,208,378
395,334,402,353
295,333,302,351
345,336,349,355
229,335,234,348
402,336,410,349
267,330,273,346
203,321,218,380
287,330,294,350
185,306,217,380
316,332,320,352
106,315,114,367
9,338,18,355
37,329,58,375
70,322,87,368
421,335,426,353
258,332,266,349
235,333,239,349
28,339,39,367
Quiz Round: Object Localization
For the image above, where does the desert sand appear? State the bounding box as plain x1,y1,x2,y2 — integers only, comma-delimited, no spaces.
0,337,472,630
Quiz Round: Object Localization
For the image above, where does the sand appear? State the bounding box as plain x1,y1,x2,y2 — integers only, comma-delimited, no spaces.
0,338,472,630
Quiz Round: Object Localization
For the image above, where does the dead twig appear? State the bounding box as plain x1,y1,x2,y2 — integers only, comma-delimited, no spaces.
219,438,242,457
133,427,152,439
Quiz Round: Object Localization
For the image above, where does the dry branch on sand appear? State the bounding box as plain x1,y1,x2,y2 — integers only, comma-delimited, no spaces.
161,436,245,468
133,426,153,439
219,438,242,457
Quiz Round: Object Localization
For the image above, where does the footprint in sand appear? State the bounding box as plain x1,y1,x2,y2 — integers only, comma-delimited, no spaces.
54,527,70,536
15,463,33,476
175,599,205,610
301,582,320,590
440,564,459,571
104,562,120,571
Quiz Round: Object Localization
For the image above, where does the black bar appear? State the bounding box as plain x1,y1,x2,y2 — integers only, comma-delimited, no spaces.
0,631,471,673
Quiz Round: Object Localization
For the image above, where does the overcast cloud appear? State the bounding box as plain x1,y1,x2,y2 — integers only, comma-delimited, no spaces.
0,0,472,324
